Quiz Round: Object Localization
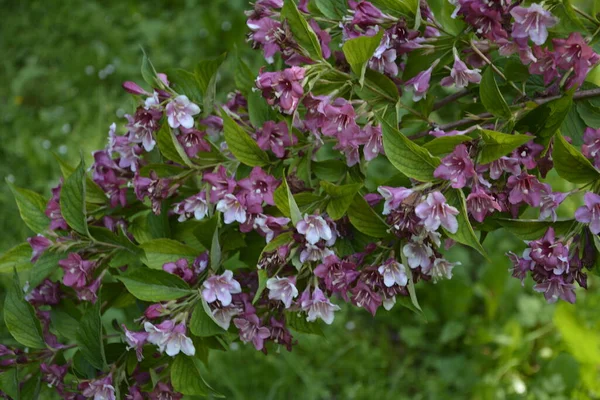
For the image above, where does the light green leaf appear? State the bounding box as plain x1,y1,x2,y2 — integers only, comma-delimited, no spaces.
222,110,270,167
347,193,389,238
0,243,32,274
281,0,323,61
480,67,512,119
233,53,255,95
313,160,347,181
343,30,383,84
554,302,600,364
141,51,159,88
423,135,472,156
140,239,199,269
196,53,227,116
355,68,400,108
0,368,19,400
210,222,221,270
8,183,49,234
314,0,347,19
553,132,600,184
171,354,222,397
496,218,575,240
478,129,533,164
321,181,363,220
444,189,488,259
247,90,275,128
117,268,192,301
156,123,193,166
515,95,572,144
76,299,106,371
4,271,45,349
28,251,65,289
576,100,600,129
189,299,226,336
379,111,440,181
60,158,88,235
166,68,202,104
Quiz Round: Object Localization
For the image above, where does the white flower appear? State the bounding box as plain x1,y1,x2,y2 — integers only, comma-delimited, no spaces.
266,276,298,308
144,320,195,357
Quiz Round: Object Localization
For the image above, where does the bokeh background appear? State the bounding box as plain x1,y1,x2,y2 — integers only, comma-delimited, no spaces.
1,0,600,398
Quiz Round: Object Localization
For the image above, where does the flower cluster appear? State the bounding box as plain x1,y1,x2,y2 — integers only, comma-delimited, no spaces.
3,0,600,397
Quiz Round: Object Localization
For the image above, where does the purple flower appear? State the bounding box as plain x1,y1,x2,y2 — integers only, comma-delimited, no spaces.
433,144,476,189
256,67,305,114
247,17,282,63
309,19,332,59
403,238,433,269
144,304,166,320
575,192,600,234
441,49,482,88
369,38,398,76
296,214,332,244
58,253,96,289
238,167,279,206
507,250,534,285
529,45,560,85
534,276,576,304
123,325,148,362
80,375,116,400
256,121,297,158
350,281,382,316
427,258,460,282
266,276,298,308
582,127,600,166
203,165,236,203
539,184,568,222
414,191,459,233
216,194,247,224
202,270,242,306
510,4,558,45
361,124,384,161
506,172,545,207
377,258,408,287
133,171,173,214
125,107,162,152
254,214,290,242
488,156,521,180
40,363,68,389
193,252,209,275
553,33,600,88
466,187,502,223
404,62,437,102
173,191,208,222
76,277,102,303
45,182,68,231
234,313,271,351
144,320,195,356
25,279,61,306
149,383,182,400
177,126,211,157
166,95,201,129
163,258,195,283
301,287,340,325
512,138,544,170
321,98,360,138
122,81,149,96
299,243,334,263
314,255,359,300
27,235,52,262
377,186,413,215
529,228,569,274
348,0,390,26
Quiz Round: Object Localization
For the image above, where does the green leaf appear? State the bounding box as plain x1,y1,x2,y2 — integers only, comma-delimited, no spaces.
478,129,533,164
28,251,65,289
189,298,227,336
553,132,600,184
141,51,159,88
553,302,600,365
576,100,600,129
355,68,400,108
496,218,575,240
0,368,19,400
274,177,303,225
379,112,440,181
342,30,384,84
285,311,324,336
117,268,192,301
369,0,416,15
60,158,88,235
51,308,81,342
156,123,193,166
140,239,199,269
422,135,472,156
247,89,276,129
561,103,587,146
210,223,222,270
171,354,222,397
281,0,323,61
222,110,270,167
515,95,573,144
4,272,45,349
314,0,347,19
321,181,363,220
313,160,347,181
7,183,49,234
444,189,488,259
0,243,32,274
347,193,389,238
76,300,106,371
252,269,269,304
480,67,512,119
233,53,255,95
54,153,107,205
195,53,227,116
193,216,219,249
166,68,202,104
259,231,294,260
428,0,465,35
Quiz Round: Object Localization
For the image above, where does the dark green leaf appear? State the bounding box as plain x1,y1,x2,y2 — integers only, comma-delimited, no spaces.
281,0,323,61
4,272,45,349
515,95,572,145
478,129,532,164
156,123,193,166
444,189,488,259
117,268,192,301
313,160,346,181
314,0,347,19
210,223,221,270
60,158,88,235
576,100,600,129
252,269,269,304
196,54,227,116
286,311,324,336
496,218,576,240
355,68,400,108
28,250,65,289
321,181,363,220
423,135,472,156
222,110,270,167
189,299,226,336
480,67,511,119
347,194,389,238
166,69,202,104
141,51,159,87
233,54,255,95
140,239,199,269
553,132,600,184
171,354,222,397
561,103,587,146
76,300,106,370
0,243,32,275
8,183,49,234
0,368,19,400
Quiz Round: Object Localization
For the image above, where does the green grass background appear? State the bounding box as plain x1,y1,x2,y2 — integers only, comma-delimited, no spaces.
1,0,600,398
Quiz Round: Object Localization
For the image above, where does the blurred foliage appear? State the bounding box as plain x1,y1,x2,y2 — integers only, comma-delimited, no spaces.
1,0,600,399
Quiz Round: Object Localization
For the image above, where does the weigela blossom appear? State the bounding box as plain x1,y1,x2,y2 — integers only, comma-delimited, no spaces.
256,121,297,158
434,144,476,189
404,63,436,101
441,49,481,88
217,194,248,224
233,313,271,351
58,253,96,289
144,320,195,357
202,270,242,306
163,258,195,283
80,375,116,400
301,287,341,325
414,192,459,233
377,186,413,215
377,258,408,287
173,191,208,222
165,95,201,129
296,214,333,245
266,276,298,308
575,192,600,234
123,325,148,362
510,4,558,46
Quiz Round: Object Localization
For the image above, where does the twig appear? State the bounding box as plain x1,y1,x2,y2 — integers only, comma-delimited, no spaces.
432,89,471,111
469,40,526,97
409,87,600,139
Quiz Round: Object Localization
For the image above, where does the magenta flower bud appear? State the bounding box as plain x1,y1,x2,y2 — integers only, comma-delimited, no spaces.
404,61,437,102
122,81,148,95
144,304,165,319
163,258,195,283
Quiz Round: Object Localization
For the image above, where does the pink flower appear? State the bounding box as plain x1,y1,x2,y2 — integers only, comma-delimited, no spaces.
296,214,332,244
361,124,384,161
321,98,360,138
173,192,208,222
510,4,558,45
377,258,408,287
434,144,476,188
539,184,568,222
203,165,237,203
427,258,460,282
266,276,298,308
202,270,242,306
488,156,521,180
80,375,116,400
403,238,434,269
301,287,340,325
534,276,576,304
237,167,279,206
125,107,162,152
506,172,545,207
216,194,247,224
25,279,61,306
466,187,502,223
144,320,195,356
144,304,166,319
299,243,334,263
254,214,290,242
553,33,600,88
377,186,413,215
350,281,382,316
58,253,96,289
27,235,52,262
575,192,600,234
404,62,437,101
149,383,182,400
256,121,297,158
582,127,600,166
247,17,282,63
163,258,195,283
122,325,148,362
165,95,201,129
512,138,544,170
177,126,210,157
441,49,481,88
234,314,271,351
314,255,359,300
414,192,459,233
256,67,305,114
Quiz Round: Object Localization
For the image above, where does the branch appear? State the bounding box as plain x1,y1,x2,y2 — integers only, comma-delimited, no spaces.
432,89,471,111
409,88,600,140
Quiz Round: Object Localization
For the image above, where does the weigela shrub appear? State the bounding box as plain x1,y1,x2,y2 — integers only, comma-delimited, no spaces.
2,0,600,398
